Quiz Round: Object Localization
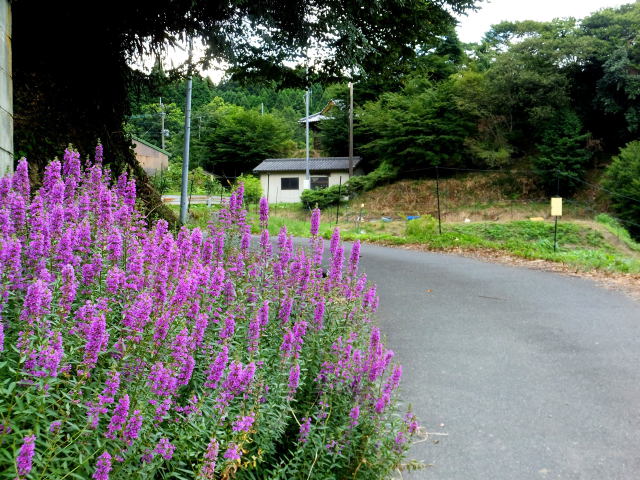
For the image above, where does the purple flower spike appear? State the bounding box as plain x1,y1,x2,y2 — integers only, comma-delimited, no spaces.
232,413,255,432
49,420,62,433
200,439,219,478
310,208,321,236
223,443,242,461
349,240,361,275
20,279,52,325
299,417,311,443
16,434,36,478
313,299,325,329
92,451,112,480
155,437,176,460
349,405,360,427
95,143,104,166
123,410,143,445
259,197,269,228
105,394,130,439
288,364,300,397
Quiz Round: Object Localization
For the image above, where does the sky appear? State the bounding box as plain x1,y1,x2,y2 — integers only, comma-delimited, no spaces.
455,0,630,43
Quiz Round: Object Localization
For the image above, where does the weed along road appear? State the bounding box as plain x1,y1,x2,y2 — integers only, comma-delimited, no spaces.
353,242,640,479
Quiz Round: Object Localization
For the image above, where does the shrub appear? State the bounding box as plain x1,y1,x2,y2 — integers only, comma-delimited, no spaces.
235,174,262,204
0,149,418,479
602,141,640,239
151,165,224,195
405,215,438,241
300,161,399,208
300,183,345,209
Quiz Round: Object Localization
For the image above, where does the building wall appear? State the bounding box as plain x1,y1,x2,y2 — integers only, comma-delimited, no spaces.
0,0,12,175
133,140,169,175
260,171,351,204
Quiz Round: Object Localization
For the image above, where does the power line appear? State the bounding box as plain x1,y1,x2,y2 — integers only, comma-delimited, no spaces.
557,171,640,205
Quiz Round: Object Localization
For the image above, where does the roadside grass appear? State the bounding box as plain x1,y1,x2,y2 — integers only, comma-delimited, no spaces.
171,204,640,274
167,204,220,230
595,213,640,253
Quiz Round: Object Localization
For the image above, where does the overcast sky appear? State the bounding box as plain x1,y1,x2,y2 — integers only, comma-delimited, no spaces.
455,0,631,43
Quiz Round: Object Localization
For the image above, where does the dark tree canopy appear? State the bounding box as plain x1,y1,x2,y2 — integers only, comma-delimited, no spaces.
12,0,478,222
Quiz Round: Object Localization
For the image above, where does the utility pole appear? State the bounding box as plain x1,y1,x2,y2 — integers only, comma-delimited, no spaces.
261,102,264,116
159,97,165,150
304,89,310,189
0,0,13,175
348,82,354,178
179,39,193,225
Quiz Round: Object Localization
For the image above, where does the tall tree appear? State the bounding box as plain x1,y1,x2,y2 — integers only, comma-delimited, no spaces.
13,0,477,220
358,76,476,172
199,102,295,176
581,3,640,145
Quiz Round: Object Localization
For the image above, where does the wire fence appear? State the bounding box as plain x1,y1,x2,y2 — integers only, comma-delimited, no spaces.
330,165,640,239
161,164,640,244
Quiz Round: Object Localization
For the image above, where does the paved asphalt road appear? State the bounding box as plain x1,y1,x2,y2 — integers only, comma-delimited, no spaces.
353,243,640,480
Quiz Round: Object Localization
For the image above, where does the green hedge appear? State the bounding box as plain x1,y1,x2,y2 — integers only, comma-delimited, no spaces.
301,161,399,209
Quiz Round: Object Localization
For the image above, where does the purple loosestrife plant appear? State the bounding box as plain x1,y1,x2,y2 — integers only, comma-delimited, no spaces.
155,437,176,460
298,417,311,443
198,439,219,479
310,208,321,237
92,451,112,480
232,413,255,432
16,434,36,478
0,149,418,480
259,197,269,230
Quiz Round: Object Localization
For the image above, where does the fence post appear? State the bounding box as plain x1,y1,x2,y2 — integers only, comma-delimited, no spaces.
336,176,342,225
188,178,194,214
436,166,442,234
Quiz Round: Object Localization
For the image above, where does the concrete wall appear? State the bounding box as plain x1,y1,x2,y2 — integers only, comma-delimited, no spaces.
260,171,350,204
0,0,12,175
133,140,169,176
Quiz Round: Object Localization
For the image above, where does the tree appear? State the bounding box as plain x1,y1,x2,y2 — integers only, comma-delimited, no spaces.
601,141,640,239
580,2,640,147
200,101,295,176
450,70,513,168
12,0,477,222
126,102,183,154
13,0,478,158
358,76,476,172
477,19,601,153
533,109,592,194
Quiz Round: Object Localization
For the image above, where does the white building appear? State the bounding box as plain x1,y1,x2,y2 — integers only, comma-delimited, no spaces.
253,157,362,204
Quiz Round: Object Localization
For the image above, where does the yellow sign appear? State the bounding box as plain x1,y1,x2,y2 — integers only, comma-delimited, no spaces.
551,197,563,217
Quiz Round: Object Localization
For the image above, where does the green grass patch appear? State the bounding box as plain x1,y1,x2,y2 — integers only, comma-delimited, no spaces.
595,214,640,252
168,204,220,230
177,205,640,274
409,219,640,273
447,220,614,251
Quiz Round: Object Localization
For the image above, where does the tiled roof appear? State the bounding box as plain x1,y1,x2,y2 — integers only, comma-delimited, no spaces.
253,157,362,173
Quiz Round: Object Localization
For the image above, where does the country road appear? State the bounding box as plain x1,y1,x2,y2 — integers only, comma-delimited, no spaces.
354,243,640,480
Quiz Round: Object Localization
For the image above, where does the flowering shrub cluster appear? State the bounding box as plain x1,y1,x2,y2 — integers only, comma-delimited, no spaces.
0,148,419,479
